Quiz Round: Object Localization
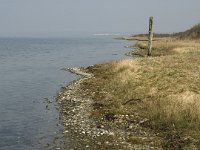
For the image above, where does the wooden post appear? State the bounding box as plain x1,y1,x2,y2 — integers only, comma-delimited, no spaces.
147,16,154,56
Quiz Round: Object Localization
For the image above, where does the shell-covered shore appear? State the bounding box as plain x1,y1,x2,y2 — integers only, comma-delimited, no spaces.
57,67,162,150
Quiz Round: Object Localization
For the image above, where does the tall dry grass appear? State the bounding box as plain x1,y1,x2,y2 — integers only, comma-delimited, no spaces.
131,37,200,57
109,53,200,124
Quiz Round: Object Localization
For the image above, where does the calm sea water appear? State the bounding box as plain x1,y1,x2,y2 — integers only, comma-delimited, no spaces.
0,35,132,150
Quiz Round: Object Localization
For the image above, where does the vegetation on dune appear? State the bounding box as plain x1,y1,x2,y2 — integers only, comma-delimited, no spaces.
175,23,200,39
75,24,200,149
132,23,200,39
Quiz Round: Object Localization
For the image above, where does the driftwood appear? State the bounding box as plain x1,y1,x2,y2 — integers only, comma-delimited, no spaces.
122,98,142,105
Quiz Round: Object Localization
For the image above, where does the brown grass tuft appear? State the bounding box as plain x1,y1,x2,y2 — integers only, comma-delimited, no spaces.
112,59,140,73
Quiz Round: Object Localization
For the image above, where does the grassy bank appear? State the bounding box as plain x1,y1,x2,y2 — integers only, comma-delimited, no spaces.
129,37,200,57
79,36,200,149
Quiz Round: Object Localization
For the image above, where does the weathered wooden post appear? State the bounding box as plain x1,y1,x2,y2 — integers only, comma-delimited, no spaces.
147,16,154,56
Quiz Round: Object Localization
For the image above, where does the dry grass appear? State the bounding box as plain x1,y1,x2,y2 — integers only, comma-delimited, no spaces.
130,37,200,57
82,37,200,148
152,91,200,122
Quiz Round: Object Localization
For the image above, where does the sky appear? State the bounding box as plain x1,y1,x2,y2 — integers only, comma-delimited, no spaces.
0,0,200,37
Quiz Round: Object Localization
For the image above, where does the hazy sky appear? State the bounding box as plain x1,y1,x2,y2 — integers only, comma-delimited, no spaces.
0,0,200,37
